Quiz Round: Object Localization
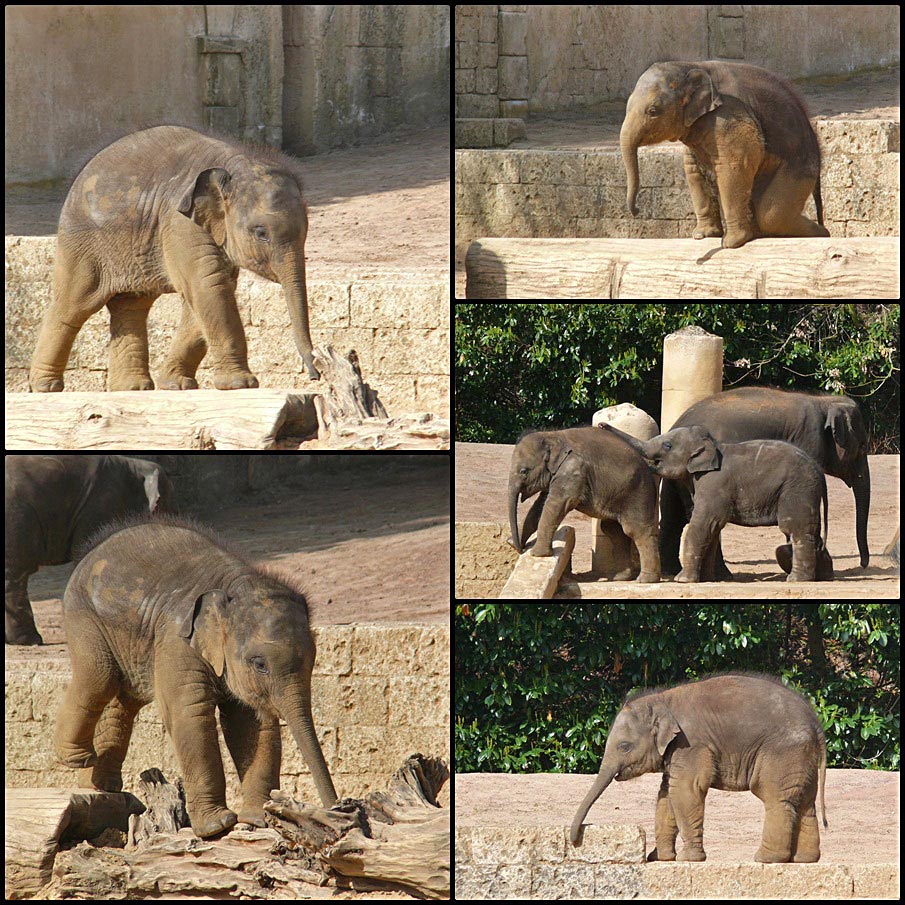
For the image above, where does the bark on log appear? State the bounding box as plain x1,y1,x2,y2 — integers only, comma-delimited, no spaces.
465,237,900,299
266,754,450,899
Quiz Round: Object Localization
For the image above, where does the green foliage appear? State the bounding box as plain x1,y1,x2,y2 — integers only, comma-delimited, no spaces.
455,303,899,444
454,603,899,774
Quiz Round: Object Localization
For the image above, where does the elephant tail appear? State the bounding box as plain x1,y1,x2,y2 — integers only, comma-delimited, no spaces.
818,736,828,828
813,177,825,227
820,477,829,551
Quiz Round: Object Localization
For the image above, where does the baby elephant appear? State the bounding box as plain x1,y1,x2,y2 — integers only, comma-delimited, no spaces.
601,424,832,581
507,426,660,582
570,674,827,862
55,518,338,838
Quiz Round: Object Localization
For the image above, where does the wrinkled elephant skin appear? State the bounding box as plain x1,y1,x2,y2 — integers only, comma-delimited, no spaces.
54,519,338,838
29,125,320,393
570,674,827,862
5,455,173,645
621,61,830,248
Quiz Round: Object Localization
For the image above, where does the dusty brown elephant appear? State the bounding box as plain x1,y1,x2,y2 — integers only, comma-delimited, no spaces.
54,518,338,838
508,427,660,582
621,61,830,248
30,125,320,392
5,454,173,645
570,674,827,862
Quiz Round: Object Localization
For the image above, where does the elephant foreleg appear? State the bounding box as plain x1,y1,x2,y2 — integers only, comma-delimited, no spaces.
683,148,723,239
158,300,208,390
530,494,571,557
648,774,679,861
5,571,43,645
221,700,281,827
519,492,548,550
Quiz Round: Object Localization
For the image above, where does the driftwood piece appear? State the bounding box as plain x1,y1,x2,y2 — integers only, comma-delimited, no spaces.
266,754,450,899
4,787,144,897
128,769,190,844
465,237,901,299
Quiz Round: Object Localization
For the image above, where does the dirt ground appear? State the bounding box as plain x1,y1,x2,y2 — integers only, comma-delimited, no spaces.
454,65,901,296
5,124,449,280
8,460,449,661
456,769,900,863
456,442,900,597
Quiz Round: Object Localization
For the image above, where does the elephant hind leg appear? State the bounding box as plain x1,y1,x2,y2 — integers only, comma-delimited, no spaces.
791,802,821,862
30,244,111,391
76,694,142,791
754,164,830,238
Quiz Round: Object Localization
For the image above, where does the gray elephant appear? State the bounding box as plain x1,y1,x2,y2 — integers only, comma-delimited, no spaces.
54,518,338,838
5,454,173,645
508,427,660,582
621,61,830,248
602,423,831,582
30,125,320,393
570,674,827,863
659,387,870,575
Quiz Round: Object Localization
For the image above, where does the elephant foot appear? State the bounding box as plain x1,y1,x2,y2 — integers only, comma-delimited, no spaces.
79,764,124,792
721,228,756,249
57,748,98,770
636,572,660,583
213,370,259,390
693,224,723,239
647,847,676,862
785,572,814,582
29,375,64,392
237,806,267,828
108,375,155,391
190,807,238,838
158,373,199,390
529,545,553,557
754,847,792,863
678,847,707,862
506,538,523,553
6,625,43,645
792,849,820,863
674,569,699,583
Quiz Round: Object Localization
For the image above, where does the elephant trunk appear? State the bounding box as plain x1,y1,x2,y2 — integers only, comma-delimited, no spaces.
280,690,338,807
508,480,523,552
620,119,641,217
570,763,618,845
274,252,320,380
851,459,871,567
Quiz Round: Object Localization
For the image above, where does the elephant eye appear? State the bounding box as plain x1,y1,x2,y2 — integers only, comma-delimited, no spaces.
250,656,269,674
252,225,270,242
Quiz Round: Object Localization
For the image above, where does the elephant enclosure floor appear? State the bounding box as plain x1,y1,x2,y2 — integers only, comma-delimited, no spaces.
456,769,899,864
8,460,449,663
456,443,900,598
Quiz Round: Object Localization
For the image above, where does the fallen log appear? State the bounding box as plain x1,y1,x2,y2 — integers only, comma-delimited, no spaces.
465,237,900,299
266,754,450,899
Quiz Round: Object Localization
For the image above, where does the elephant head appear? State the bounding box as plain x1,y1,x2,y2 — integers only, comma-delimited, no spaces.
601,424,721,481
179,577,338,808
570,698,679,845
620,63,720,215
178,161,319,380
507,432,573,551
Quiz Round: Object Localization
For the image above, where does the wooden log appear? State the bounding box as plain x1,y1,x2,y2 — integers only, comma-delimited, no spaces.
265,754,450,899
465,237,900,299
4,787,145,897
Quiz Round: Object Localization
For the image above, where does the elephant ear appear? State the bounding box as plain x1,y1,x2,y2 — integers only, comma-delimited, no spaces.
686,434,721,473
545,439,573,476
683,67,722,126
653,707,682,756
177,589,230,677
177,167,231,244
825,405,858,462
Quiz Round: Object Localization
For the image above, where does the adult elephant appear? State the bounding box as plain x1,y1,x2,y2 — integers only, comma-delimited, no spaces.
5,455,173,645
508,427,660,582
29,125,320,392
621,61,829,248
658,388,870,575
55,519,338,838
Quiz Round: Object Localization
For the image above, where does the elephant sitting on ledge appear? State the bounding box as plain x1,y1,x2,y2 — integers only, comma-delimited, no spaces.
600,423,833,582
621,61,830,248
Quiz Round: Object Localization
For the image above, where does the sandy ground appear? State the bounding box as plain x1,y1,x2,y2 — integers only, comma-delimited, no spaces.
8,460,449,663
456,442,900,597
456,769,900,863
